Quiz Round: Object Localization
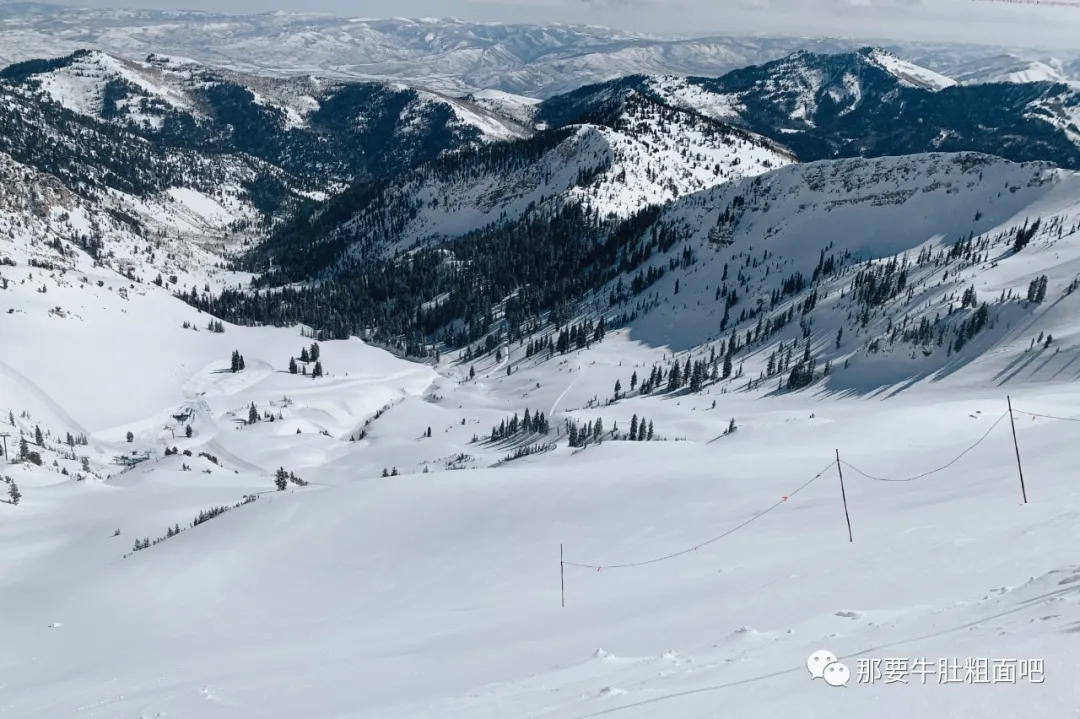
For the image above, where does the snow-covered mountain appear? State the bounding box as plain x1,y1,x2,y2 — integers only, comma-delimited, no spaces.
0,48,531,242
6,137,1080,717
534,49,1080,170
1,48,528,145
261,92,794,273
1,2,1079,96
5,43,1080,290
950,53,1074,86
224,47,1080,288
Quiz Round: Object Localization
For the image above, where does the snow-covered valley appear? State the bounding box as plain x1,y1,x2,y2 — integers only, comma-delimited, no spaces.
5,133,1080,718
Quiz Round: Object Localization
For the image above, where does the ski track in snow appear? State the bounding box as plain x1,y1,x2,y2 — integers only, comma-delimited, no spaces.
551,362,585,416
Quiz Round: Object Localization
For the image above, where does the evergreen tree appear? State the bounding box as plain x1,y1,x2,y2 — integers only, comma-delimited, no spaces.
289,357,298,374
34,424,43,446
8,481,20,505
238,354,246,371
248,402,259,424
300,346,310,362
614,378,622,398
647,420,654,441
126,431,134,443
186,425,193,438
230,349,240,373
630,414,638,441
722,352,733,379
18,435,28,460
630,371,638,391
275,467,288,491
690,361,705,392
668,361,681,391
310,343,320,362
469,365,476,379
312,361,324,378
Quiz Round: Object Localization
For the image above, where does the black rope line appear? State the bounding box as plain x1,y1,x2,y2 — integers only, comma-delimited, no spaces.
563,460,838,570
839,410,1009,483
1013,408,1080,423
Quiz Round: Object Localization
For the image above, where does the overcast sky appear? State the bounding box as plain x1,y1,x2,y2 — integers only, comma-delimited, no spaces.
54,0,1080,50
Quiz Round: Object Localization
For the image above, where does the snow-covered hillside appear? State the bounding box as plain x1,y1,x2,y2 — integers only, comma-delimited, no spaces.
0,150,251,283
863,48,957,90
951,52,1074,85
7,140,1080,718
626,153,1076,383
0,47,537,255
321,99,793,258
4,48,528,142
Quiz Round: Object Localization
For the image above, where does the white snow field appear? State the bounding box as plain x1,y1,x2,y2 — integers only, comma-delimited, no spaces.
7,149,1080,717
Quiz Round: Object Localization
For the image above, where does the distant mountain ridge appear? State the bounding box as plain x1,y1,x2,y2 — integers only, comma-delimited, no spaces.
532,49,1080,169
1,3,1080,97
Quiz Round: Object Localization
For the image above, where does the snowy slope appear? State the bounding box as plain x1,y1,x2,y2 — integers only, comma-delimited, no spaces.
0,150,253,286
610,153,1076,392
951,53,1073,85
681,47,954,125
465,88,542,126
414,87,533,140
8,145,1080,719
328,101,793,258
864,48,957,90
